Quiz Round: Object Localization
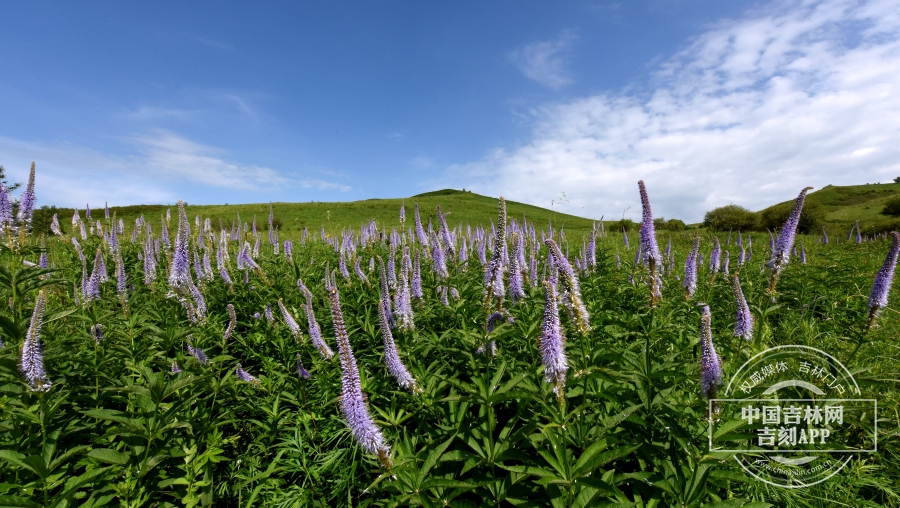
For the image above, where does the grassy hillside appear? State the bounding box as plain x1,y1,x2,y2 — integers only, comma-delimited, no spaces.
761,182,900,225
37,189,599,240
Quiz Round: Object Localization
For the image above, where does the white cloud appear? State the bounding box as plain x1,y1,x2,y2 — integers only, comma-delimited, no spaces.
509,31,577,89
452,0,900,222
0,130,349,207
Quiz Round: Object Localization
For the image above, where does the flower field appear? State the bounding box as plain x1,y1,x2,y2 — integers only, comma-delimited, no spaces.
1,168,897,507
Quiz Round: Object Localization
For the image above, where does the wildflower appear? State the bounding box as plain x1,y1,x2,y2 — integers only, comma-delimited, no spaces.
430,231,449,279
16,162,36,230
296,354,311,379
822,227,829,245
683,238,700,299
264,304,274,324
709,237,721,275
169,200,191,288
722,250,730,276
187,342,210,365
171,361,182,374
414,203,428,247
224,303,237,341
539,281,567,401
19,290,51,391
377,290,419,392
545,239,590,334
327,273,392,467
411,251,423,301
377,257,396,328
484,197,507,299
698,305,723,401
394,250,415,331
800,243,807,264
279,300,302,338
90,323,104,343
298,278,334,358
354,257,369,286
866,231,900,329
235,364,261,385
49,213,64,237
638,181,663,303
768,187,813,293
508,233,525,303
0,182,12,231
732,275,754,340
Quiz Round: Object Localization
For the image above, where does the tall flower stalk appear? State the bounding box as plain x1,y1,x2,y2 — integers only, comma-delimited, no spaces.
539,281,567,403
545,239,590,334
684,238,700,299
638,181,663,305
732,274,754,340
377,289,419,392
768,187,813,294
699,305,723,411
327,272,392,468
866,231,900,329
19,290,51,391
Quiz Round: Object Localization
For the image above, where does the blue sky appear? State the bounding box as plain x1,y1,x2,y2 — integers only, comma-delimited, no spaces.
1,0,899,222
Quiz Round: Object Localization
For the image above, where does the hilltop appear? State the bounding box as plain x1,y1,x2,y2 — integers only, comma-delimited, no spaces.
756,182,900,233
35,189,599,240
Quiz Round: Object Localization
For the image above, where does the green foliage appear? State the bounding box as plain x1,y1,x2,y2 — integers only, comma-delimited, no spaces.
654,217,687,232
613,218,636,232
0,208,897,507
703,204,758,232
881,196,900,217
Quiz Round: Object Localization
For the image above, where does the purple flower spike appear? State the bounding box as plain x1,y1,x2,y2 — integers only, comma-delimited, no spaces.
169,200,191,289
683,238,700,299
709,237,721,275
236,364,261,385
0,182,12,231
768,187,813,293
298,278,334,358
187,342,210,365
328,277,392,468
484,197,507,300
411,251,423,301
545,239,590,334
539,281,567,402
171,361,182,374
49,213,63,237
866,231,900,329
414,203,429,247
638,181,663,304
279,300,302,339
224,304,237,341
19,290,51,391
296,354,311,379
377,290,419,392
732,275,754,340
508,233,525,303
698,305,723,401
16,162,37,230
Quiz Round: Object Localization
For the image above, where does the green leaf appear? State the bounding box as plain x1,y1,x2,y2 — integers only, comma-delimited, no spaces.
87,448,130,465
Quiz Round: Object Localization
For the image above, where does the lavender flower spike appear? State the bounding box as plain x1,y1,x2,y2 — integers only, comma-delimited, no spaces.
732,274,754,340
539,281,567,402
224,303,237,341
545,239,590,334
171,361,182,374
638,181,663,304
683,238,700,299
278,299,303,339
236,364,261,385
296,354,311,379
187,341,210,365
698,305,723,401
19,290,51,391
328,274,392,467
377,290,419,392
866,231,900,329
16,161,37,230
298,279,334,358
168,200,192,288
767,187,813,293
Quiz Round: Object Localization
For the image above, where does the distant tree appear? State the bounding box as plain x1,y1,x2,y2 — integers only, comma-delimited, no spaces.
0,165,22,193
758,198,825,234
881,196,900,217
894,176,900,183
615,218,636,232
703,204,757,232
654,217,687,231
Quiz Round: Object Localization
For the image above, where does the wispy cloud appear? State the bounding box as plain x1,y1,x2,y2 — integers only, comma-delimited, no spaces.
0,130,349,207
193,36,235,52
509,31,577,89
452,0,900,222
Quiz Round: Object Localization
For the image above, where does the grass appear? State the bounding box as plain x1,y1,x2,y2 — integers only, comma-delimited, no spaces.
760,182,900,226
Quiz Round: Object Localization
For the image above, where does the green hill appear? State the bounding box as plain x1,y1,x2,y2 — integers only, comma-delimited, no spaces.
757,182,900,234
36,189,599,240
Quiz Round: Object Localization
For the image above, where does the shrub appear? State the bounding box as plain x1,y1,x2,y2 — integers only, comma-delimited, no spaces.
881,196,900,217
614,218,636,232
654,217,687,231
758,198,825,234
702,204,757,232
